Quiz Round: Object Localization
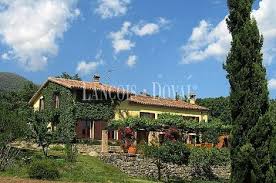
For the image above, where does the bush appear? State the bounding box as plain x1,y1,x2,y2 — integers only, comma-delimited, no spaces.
189,147,230,180
50,145,64,151
64,143,78,163
28,159,60,180
210,148,230,166
142,141,190,180
0,146,20,171
143,141,190,165
78,139,101,145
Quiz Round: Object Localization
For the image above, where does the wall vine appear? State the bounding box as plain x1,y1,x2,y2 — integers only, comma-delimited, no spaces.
41,82,118,141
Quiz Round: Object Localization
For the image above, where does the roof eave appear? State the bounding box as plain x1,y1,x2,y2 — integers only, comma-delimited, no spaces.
28,80,49,105
28,78,131,105
28,77,73,105
128,100,209,112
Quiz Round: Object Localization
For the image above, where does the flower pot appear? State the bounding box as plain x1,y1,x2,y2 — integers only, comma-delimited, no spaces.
128,146,137,154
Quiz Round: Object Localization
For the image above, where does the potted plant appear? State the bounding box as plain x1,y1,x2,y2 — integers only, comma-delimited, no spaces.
128,145,137,154
120,127,136,154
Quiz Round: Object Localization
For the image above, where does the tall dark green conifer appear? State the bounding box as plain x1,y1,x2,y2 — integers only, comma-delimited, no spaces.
225,0,275,182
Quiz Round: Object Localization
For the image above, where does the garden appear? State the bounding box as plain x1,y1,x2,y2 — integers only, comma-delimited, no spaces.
0,73,229,183
102,114,232,182
0,147,153,183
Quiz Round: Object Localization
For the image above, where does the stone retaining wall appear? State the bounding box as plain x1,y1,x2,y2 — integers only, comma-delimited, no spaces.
100,153,230,181
11,141,122,156
77,144,122,156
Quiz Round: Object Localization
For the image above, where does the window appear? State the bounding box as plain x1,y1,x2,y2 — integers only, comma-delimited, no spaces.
187,133,200,145
108,130,118,140
53,93,60,108
51,115,59,131
140,112,155,119
183,116,200,122
39,98,44,111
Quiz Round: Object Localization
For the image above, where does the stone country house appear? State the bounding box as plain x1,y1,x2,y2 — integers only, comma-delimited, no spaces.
29,75,209,145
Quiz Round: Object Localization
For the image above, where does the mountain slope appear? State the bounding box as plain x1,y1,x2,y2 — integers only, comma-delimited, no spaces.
0,72,33,92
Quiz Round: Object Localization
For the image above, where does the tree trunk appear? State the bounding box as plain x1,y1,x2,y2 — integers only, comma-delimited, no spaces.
42,145,48,157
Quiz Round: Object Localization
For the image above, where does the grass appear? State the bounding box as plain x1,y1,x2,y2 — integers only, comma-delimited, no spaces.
60,155,152,183
0,149,226,183
0,149,153,183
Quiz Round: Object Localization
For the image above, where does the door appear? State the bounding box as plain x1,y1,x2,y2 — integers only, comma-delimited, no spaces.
94,121,107,140
75,120,91,139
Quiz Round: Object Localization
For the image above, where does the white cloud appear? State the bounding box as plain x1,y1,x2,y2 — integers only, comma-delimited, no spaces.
181,0,276,65
132,18,170,37
181,19,230,64
1,53,8,60
95,0,130,19
253,0,276,65
132,23,160,37
109,21,135,53
268,79,276,90
126,55,137,67
0,0,79,71
76,50,104,76
158,17,170,27
109,18,169,53
1,51,11,60
76,61,100,75
1,50,14,61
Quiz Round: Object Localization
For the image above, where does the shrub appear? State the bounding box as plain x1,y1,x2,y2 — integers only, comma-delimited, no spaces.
64,143,78,163
210,148,230,166
28,159,60,180
0,146,20,171
189,147,230,180
50,145,64,151
78,139,101,145
142,141,190,180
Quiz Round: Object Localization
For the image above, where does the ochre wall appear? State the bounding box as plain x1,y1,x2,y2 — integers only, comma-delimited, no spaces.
32,94,52,129
115,101,208,122
33,93,208,122
33,94,42,111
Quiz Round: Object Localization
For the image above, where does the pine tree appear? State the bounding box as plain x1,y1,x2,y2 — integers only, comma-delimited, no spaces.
224,0,274,182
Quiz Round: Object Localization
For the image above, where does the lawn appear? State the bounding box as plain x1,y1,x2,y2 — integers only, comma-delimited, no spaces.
0,149,153,183
0,149,226,183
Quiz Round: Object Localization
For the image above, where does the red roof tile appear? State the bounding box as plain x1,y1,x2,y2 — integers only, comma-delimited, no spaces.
127,95,208,111
29,77,208,111
48,77,129,94
29,77,130,104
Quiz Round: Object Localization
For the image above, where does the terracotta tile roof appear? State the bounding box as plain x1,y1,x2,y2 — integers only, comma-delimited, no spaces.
29,77,208,111
127,95,209,111
29,77,130,104
48,77,129,94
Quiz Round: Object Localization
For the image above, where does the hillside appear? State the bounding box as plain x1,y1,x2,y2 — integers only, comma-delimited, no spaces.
0,72,34,92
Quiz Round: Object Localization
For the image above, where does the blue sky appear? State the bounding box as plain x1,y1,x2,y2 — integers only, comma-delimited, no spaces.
0,0,276,98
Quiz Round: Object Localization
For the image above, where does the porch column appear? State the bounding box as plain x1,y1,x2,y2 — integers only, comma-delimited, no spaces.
91,121,95,140
101,130,108,153
148,131,159,146
133,131,137,146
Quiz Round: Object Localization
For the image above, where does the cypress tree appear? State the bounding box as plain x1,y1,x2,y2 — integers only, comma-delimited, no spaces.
224,0,275,182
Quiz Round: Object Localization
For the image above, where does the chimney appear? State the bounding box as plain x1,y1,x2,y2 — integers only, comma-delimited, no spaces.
93,74,100,83
189,93,196,104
